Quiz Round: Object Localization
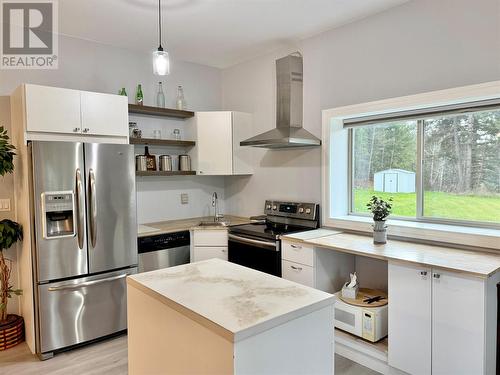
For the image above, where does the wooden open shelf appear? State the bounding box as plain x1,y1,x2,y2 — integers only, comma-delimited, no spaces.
130,138,195,147
136,170,196,177
128,104,194,119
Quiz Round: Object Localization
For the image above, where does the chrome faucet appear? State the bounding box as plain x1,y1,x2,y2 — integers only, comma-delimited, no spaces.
212,192,219,221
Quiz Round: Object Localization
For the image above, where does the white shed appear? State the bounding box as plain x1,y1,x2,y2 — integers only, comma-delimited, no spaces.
374,169,416,193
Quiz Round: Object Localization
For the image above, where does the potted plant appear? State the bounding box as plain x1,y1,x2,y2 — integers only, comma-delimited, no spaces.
0,126,24,350
366,195,392,244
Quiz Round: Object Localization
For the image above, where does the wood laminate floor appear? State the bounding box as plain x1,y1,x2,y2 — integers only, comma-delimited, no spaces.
0,334,378,375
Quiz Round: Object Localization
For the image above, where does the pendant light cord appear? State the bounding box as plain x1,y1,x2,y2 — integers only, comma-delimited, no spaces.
158,0,162,49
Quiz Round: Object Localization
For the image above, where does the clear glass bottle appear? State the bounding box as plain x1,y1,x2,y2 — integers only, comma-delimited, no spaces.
176,85,186,110
156,82,165,108
135,84,144,106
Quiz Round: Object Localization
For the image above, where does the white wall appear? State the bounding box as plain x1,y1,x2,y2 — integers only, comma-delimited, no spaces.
0,34,224,224
222,0,500,217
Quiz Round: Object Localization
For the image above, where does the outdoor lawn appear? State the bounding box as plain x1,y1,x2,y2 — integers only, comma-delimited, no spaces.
353,189,500,223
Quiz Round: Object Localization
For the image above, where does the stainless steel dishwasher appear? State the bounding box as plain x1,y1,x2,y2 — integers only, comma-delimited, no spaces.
137,231,190,273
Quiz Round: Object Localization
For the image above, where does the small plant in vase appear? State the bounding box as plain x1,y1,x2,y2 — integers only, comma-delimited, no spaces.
0,125,24,350
366,196,392,244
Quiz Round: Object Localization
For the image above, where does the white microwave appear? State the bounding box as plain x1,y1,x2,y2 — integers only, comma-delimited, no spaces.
334,292,388,342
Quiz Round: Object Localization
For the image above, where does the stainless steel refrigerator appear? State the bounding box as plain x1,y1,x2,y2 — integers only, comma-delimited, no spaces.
29,141,137,359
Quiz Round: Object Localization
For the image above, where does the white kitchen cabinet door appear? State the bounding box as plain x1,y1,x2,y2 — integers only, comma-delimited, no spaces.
81,91,128,137
192,246,228,262
388,262,432,375
25,84,81,134
431,270,485,375
232,112,253,175
196,112,233,175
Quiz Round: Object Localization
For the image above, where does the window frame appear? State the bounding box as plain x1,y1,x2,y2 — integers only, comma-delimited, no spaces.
321,80,500,249
347,118,500,230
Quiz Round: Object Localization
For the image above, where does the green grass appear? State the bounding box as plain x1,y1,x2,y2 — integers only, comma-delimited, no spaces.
353,188,500,223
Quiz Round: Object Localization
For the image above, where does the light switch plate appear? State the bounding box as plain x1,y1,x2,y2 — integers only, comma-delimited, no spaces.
181,193,189,204
0,199,11,212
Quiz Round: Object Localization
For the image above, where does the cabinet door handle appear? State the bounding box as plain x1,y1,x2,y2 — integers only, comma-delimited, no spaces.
83,128,90,133
290,265,302,271
433,273,440,279
73,127,80,132
221,249,227,253
290,244,302,249
420,271,428,276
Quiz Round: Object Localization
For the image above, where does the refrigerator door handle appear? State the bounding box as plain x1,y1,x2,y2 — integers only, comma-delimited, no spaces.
89,168,97,248
75,168,85,249
47,273,128,291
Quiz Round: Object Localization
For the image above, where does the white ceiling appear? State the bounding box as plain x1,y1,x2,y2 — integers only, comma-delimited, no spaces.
59,0,408,68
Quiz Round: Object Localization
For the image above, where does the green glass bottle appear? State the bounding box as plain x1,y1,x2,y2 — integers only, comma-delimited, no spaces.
119,87,127,96
135,84,144,106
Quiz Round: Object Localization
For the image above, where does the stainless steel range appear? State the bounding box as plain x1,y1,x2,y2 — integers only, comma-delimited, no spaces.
228,200,319,277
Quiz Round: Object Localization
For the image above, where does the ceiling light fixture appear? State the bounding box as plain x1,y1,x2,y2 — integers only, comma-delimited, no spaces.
152,0,170,76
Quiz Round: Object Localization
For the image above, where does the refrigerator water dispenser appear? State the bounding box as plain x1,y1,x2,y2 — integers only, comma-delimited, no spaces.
41,191,76,239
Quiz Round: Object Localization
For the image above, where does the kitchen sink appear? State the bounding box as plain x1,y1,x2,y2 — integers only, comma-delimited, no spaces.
198,221,229,227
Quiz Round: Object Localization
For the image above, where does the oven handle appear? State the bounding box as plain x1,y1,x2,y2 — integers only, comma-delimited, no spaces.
228,234,278,250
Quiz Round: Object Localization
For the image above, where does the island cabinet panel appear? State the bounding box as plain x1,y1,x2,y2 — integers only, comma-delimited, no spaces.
233,305,334,375
388,262,432,375
127,284,234,375
388,262,491,375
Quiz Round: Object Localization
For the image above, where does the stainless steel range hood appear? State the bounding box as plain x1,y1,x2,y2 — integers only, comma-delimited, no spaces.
240,53,321,149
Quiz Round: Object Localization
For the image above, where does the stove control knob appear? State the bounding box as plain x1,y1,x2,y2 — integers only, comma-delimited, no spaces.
272,205,277,210
305,208,312,214
299,207,304,213
266,204,271,210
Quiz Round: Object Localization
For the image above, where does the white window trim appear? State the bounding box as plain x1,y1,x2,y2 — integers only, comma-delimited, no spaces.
322,80,500,250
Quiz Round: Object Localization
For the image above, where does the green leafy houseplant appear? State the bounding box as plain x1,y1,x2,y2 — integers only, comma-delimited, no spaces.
0,126,23,324
366,195,393,222
0,126,15,177
0,220,23,322
367,196,393,244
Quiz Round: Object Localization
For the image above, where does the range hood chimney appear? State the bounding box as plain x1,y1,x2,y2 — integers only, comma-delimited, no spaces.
240,53,321,149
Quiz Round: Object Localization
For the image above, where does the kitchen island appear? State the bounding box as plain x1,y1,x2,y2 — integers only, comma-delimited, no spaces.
127,259,335,375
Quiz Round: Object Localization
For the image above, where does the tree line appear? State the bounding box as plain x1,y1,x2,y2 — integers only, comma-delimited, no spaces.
353,110,500,195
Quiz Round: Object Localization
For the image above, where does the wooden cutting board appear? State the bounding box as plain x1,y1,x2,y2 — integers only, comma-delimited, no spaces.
338,288,388,307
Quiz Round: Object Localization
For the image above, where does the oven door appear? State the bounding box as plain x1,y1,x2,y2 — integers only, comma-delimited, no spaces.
228,233,281,277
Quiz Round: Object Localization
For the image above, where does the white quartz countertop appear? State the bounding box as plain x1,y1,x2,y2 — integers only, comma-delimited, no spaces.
127,259,334,342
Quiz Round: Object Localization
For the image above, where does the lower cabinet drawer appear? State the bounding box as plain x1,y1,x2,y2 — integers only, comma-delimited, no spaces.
193,246,228,262
193,230,228,247
282,240,314,266
282,260,314,287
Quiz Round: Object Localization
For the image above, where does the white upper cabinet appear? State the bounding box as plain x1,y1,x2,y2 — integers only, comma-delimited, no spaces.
80,91,128,137
15,84,128,143
188,111,254,176
25,84,82,134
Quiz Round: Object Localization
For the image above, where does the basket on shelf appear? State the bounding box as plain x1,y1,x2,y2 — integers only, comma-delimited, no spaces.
0,314,24,350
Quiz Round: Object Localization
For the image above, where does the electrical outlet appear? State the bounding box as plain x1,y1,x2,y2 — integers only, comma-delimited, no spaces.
0,199,11,212
181,193,189,205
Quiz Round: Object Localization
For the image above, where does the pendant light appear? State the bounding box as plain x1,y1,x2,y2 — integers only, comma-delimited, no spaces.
152,0,170,76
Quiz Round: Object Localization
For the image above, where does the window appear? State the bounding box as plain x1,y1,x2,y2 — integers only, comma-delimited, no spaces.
349,108,500,226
